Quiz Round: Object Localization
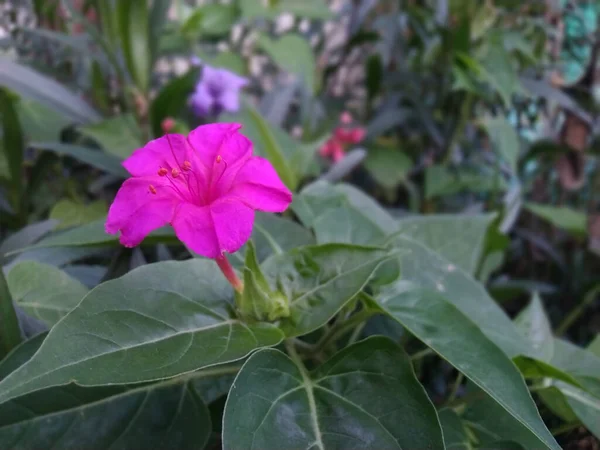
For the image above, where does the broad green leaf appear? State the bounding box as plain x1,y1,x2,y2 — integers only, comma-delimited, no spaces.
258,33,316,93
240,0,333,20
589,334,600,357
17,98,71,142
78,114,143,160
538,386,578,422
483,115,520,172
49,199,107,230
7,261,88,326
512,356,582,387
292,181,398,245
0,89,24,200
373,288,559,450
0,58,101,123
385,234,532,357
31,142,128,177
524,203,587,237
182,4,238,38
438,409,470,450
425,165,507,199
552,381,600,439
478,31,521,106
397,213,495,275
0,259,284,404
0,380,211,450
263,244,390,337
463,384,550,450
551,338,600,380
149,68,199,137
364,146,413,189
0,270,21,359
223,337,444,450
0,332,46,379
211,51,247,75
117,0,151,93
515,293,554,362
7,218,177,255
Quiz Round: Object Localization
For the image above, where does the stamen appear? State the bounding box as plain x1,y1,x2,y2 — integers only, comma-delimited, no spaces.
182,160,192,171
157,168,168,176
149,184,157,194
171,167,180,178
216,155,222,163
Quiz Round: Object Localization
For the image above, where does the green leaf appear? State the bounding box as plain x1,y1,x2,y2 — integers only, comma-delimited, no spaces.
397,213,495,275
0,332,46,379
211,51,247,75
478,32,521,106
364,146,413,189
149,68,200,138
49,199,107,230
515,293,554,361
258,33,316,93
240,0,333,20
483,115,520,172
373,288,560,450
0,89,24,202
78,114,143,160
0,259,284,404
223,337,444,450
263,244,390,337
464,383,552,450
243,102,297,190
4,218,176,255
589,335,600,357
182,4,238,38
551,338,600,380
16,98,71,142
385,234,531,357
0,270,21,359
0,380,211,449
117,0,151,93
438,408,470,450
7,261,88,326
551,381,600,439
30,142,128,177
425,164,507,199
0,58,101,123
0,221,58,263
524,203,587,237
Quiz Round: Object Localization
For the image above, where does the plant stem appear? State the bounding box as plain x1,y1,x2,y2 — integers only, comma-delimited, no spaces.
550,421,580,436
556,284,600,336
0,270,22,359
215,255,244,293
410,348,434,361
445,372,464,405
312,309,378,354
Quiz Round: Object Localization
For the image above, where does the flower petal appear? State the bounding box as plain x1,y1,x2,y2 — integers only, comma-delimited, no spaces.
187,123,252,170
189,82,214,117
172,197,254,259
219,88,242,114
229,157,292,212
105,177,178,247
123,134,193,177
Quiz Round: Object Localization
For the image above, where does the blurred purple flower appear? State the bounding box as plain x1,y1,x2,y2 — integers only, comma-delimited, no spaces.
190,66,248,117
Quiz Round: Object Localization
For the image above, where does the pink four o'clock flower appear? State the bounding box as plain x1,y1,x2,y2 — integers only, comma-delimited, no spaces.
105,123,292,268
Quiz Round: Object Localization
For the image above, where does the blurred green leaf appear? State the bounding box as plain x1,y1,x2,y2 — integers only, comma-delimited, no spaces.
483,115,520,172
0,270,22,359
79,114,143,159
117,0,151,93
364,146,413,189
478,32,521,106
182,4,238,38
438,409,470,450
49,199,107,230
258,33,316,93
8,261,88,326
31,142,128,177
0,260,284,404
211,51,247,75
240,0,333,20
425,165,507,199
223,338,444,450
17,99,71,142
0,220,58,262
515,293,554,362
0,89,24,203
524,203,587,237
0,58,101,123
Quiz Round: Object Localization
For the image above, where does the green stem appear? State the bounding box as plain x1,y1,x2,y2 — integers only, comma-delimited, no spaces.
556,284,600,336
445,372,464,405
550,421,580,436
410,347,434,361
312,309,378,355
443,92,474,164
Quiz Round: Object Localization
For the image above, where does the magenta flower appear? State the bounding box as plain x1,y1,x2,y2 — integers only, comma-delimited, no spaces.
190,66,248,117
105,123,292,259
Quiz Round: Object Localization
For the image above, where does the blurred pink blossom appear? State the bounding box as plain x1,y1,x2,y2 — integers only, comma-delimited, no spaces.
319,112,366,162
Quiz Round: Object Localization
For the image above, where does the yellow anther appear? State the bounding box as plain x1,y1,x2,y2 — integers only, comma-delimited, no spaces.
182,160,192,171
149,185,157,194
157,168,168,176
171,167,180,178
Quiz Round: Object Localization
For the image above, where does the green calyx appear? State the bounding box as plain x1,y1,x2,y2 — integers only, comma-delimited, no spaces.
235,241,290,322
